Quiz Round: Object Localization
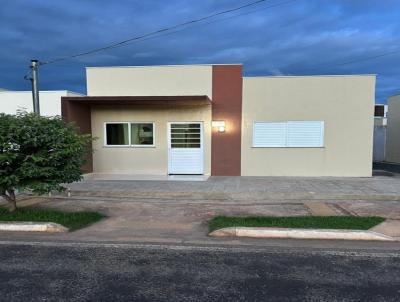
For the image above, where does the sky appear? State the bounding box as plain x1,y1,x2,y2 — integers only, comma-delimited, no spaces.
1,0,399,103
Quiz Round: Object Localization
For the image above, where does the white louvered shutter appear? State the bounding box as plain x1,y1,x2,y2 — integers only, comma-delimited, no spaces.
253,122,286,147
286,121,324,147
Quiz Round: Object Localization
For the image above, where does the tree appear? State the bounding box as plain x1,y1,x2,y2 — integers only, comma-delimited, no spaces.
0,112,92,212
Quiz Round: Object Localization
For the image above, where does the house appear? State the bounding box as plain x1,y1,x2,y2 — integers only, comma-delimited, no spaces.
373,104,388,162
0,90,83,116
385,94,400,164
61,64,375,177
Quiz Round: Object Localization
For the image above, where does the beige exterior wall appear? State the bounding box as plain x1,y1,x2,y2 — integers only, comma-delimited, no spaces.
91,104,212,175
86,65,212,97
386,95,400,163
241,75,376,177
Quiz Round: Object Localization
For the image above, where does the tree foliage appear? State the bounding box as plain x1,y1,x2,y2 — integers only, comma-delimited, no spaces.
0,112,92,211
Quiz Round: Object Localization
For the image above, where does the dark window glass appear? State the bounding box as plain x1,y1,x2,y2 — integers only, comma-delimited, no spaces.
170,123,201,148
170,123,200,129
106,123,129,145
171,128,200,134
374,105,385,117
171,143,201,148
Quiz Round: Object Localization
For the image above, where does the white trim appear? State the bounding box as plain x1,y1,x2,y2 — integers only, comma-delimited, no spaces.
86,63,242,69
0,90,84,95
244,74,376,78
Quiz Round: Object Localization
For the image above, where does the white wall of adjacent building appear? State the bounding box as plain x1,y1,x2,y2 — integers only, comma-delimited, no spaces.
0,90,83,116
373,120,387,162
373,104,388,162
386,94,400,163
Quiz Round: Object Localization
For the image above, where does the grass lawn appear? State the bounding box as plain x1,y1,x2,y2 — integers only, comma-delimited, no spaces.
0,207,104,231
208,216,385,232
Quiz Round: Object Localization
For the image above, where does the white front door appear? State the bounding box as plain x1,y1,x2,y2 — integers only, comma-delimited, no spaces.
168,122,204,175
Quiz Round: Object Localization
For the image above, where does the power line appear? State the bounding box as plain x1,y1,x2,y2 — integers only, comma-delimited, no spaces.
23,68,32,81
329,49,400,68
301,49,400,72
37,0,398,74
102,0,298,52
40,0,271,65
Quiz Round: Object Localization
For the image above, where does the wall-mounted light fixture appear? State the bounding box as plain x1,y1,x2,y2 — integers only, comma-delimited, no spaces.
212,120,226,133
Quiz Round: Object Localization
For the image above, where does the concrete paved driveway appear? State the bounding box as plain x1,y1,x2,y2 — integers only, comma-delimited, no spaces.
2,194,399,245
66,175,400,201
17,197,311,243
2,175,400,244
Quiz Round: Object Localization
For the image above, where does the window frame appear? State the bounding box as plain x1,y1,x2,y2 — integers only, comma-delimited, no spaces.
130,122,156,148
104,122,130,147
252,121,325,148
103,122,155,148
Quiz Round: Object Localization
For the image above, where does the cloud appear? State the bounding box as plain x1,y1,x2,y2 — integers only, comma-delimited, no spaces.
0,0,399,102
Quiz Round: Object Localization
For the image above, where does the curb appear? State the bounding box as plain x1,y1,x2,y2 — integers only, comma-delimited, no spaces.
0,222,68,233
209,227,395,241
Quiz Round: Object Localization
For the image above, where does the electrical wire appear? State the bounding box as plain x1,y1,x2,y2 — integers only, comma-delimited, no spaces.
97,0,298,53
40,0,270,65
300,49,400,73
23,68,32,81
37,0,399,73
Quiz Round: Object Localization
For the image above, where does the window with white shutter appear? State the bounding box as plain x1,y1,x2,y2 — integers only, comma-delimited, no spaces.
287,121,324,147
253,121,324,148
253,122,286,147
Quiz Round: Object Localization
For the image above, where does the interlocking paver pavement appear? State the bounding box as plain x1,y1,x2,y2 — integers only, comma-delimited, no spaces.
65,176,400,201
2,176,400,244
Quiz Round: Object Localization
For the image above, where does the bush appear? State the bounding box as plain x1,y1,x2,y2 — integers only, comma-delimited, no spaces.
0,112,92,211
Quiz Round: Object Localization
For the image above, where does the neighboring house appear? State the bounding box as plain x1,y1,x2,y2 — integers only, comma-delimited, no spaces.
62,64,375,177
385,94,400,164
373,104,388,162
0,90,83,116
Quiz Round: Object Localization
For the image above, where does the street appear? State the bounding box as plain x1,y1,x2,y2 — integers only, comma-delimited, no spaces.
0,241,399,301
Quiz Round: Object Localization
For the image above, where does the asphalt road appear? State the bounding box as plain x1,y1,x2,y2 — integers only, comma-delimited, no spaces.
0,242,399,302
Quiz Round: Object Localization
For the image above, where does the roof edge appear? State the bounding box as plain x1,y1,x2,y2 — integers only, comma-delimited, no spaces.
85,63,243,69
0,90,84,95
61,95,211,105
244,74,376,79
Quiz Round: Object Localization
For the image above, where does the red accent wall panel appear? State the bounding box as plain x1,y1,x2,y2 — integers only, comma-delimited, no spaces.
61,98,93,173
211,65,243,176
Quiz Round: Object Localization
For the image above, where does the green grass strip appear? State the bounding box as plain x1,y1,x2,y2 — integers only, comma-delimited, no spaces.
0,207,104,231
209,216,385,233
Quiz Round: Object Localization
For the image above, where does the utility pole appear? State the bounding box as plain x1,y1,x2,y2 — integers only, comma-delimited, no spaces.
30,59,40,115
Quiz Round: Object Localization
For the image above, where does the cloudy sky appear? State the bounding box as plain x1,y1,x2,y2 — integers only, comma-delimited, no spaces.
1,0,399,102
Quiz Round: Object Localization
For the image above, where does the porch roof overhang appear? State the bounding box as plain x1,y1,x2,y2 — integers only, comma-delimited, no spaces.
61,95,211,106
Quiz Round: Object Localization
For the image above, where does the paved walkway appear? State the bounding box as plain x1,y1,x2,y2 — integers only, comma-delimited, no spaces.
2,176,400,245
65,176,400,201
1,193,399,244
